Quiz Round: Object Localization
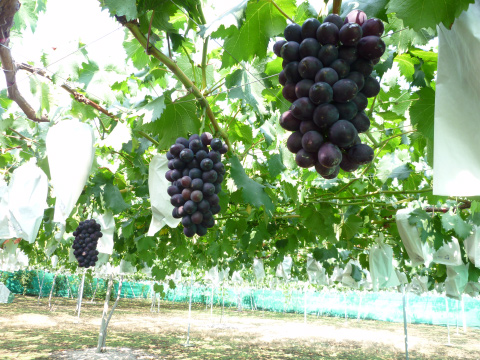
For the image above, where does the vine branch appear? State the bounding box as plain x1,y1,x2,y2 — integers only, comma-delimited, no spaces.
332,0,342,15
119,17,232,153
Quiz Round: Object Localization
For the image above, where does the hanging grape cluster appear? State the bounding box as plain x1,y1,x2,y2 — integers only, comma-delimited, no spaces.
274,10,384,178
166,133,227,238
72,219,102,268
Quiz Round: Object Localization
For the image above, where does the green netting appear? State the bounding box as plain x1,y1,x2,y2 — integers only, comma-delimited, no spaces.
2,270,479,328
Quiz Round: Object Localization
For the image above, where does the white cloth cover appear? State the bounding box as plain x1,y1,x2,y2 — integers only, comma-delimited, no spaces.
0,245,29,272
408,275,429,295
253,258,265,280
445,264,468,300
434,2,480,196
0,283,12,303
395,270,408,285
330,265,344,283
369,234,400,291
276,256,292,279
232,271,243,284
1,160,48,243
396,208,433,266
306,254,328,286
218,267,229,283
51,255,59,268
147,154,181,236
342,260,360,289
464,226,480,267
432,237,464,266
464,282,480,297
46,120,95,224
95,212,115,255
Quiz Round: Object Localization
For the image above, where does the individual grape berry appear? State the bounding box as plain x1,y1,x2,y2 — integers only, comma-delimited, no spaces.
170,194,185,207
189,139,203,152
339,23,363,46
213,162,225,175
176,137,190,148
351,58,374,77
299,38,321,59
284,23,302,42
315,161,337,177
191,190,204,203
198,199,211,213
351,93,368,112
301,131,324,153
283,61,302,83
315,67,339,87
346,72,365,91
273,40,287,57
210,138,223,151
338,45,358,65
332,79,358,103
196,225,208,236
330,59,350,78
280,110,301,131
166,152,174,160
191,178,204,191
203,183,215,197
324,14,344,29
200,158,214,171
348,144,374,164
171,169,182,181
214,183,222,194
201,132,213,146
316,22,339,45
280,41,300,62
309,82,333,105
340,153,360,172
219,143,228,154
290,97,315,120
322,165,340,179
208,151,221,164
295,149,316,168
282,83,298,103
182,188,192,201
317,142,342,168
184,200,197,214
328,120,358,148
172,158,185,170
317,45,338,66
295,79,314,98
169,143,185,157
187,159,200,169
179,148,194,163
313,103,339,130
167,185,180,196
206,194,220,206
334,101,358,121
202,170,218,183
299,120,321,134
302,18,321,39
357,36,386,60
211,204,221,215
344,10,367,25
362,18,384,37
361,76,381,97
184,226,197,238
189,134,200,142
287,131,303,153
189,168,202,179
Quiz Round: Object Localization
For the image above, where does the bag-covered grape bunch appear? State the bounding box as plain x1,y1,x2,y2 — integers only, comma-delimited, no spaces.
72,219,102,268
274,10,384,179
166,133,227,238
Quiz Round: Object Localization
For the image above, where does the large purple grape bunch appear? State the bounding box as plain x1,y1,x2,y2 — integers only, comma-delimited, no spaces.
72,219,102,268
166,133,227,238
274,10,384,179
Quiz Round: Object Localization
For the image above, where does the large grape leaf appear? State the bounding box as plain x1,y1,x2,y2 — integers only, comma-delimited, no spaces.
12,0,46,34
221,0,296,67
409,87,435,141
103,0,138,21
441,212,473,239
387,0,475,31
229,156,275,215
142,94,200,150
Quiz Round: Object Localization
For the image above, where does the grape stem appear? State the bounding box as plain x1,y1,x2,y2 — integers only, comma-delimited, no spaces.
270,0,296,24
123,20,233,153
333,0,342,15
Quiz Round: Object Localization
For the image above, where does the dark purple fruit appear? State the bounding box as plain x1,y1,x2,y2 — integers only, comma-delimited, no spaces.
203,183,215,197
198,199,211,212
166,152,174,160
282,83,298,103
170,194,185,207
284,23,302,42
290,97,315,120
179,148,194,163
287,131,303,153
299,120,321,134
219,143,228,154
169,143,185,157
316,22,339,45
167,185,180,196
328,120,358,148
317,142,342,168
339,153,359,172
330,59,350,78
189,134,200,142
273,40,287,57
172,158,185,170
295,149,316,168
301,131,324,152
176,137,189,147
284,61,302,83
191,190,203,203
295,79,315,98
313,103,339,130
182,188,192,201
315,67,339,86
299,38,321,58
213,162,225,175
309,82,333,105
315,161,337,177
281,41,301,62
279,110,301,131
195,150,208,162
184,200,197,214
182,216,194,228
189,168,202,179
200,158,213,171
210,138,223,151
338,45,358,65
317,44,338,66
362,18,384,37
206,194,220,206
279,70,287,86
348,144,374,165
191,178,204,190
351,58,374,77
361,76,381,98
211,204,221,214
346,72,365,91
357,36,386,60
189,139,203,152
208,151,221,164
349,111,371,133
302,18,321,39
184,226,196,237
201,132,213,146
334,101,358,120
298,56,323,80
180,176,192,188
324,14,344,29
196,225,208,236
332,79,358,103
321,165,340,179
339,23,363,46
351,93,368,112
171,169,182,181
202,170,218,183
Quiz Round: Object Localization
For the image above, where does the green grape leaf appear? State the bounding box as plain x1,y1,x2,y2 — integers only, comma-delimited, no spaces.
394,53,420,82
142,94,200,150
221,0,295,67
229,156,274,215
103,0,138,21
341,215,363,241
409,87,435,141
337,0,389,21
387,0,475,31
351,264,363,282
313,246,338,262
441,212,473,239
104,183,130,214
138,96,166,124
267,153,286,178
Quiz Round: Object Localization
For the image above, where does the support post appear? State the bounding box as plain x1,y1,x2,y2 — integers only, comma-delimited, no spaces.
402,285,409,360
461,295,467,332
184,272,195,347
445,297,451,346
37,270,46,304
75,269,86,320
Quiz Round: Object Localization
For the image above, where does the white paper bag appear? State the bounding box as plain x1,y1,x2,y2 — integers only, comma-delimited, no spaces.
0,178,15,240
464,282,480,297
95,212,115,255
46,120,95,224
445,264,468,300
408,275,429,295
306,254,328,286
205,265,219,284
276,256,292,279
331,265,344,283
342,260,360,289
6,160,48,243
464,226,480,267
147,154,181,236
432,237,464,266
434,2,480,196
396,208,433,267
253,258,265,280
232,271,243,284
369,234,400,291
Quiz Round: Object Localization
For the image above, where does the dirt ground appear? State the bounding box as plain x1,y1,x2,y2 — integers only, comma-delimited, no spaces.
1,295,479,360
